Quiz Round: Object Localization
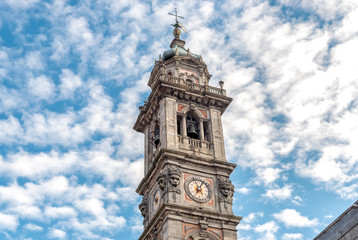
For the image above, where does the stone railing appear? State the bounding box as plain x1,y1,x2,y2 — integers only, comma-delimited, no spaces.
178,135,212,150
162,74,226,96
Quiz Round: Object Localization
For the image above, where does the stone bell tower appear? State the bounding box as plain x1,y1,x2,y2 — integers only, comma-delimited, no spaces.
134,10,242,240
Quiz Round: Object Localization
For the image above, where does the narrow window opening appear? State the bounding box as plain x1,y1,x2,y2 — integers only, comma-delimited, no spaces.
153,124,160,148
203,121,210,141
177,116,182,135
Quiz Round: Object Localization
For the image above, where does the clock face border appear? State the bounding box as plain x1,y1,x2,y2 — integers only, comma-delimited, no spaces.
153,190,161,212
184,176,213,203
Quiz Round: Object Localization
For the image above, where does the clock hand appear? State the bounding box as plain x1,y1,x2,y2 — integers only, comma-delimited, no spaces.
196,181,202,193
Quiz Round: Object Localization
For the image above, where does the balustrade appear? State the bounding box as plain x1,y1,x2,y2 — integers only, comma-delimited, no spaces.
178,135,212,150
161,74,225,96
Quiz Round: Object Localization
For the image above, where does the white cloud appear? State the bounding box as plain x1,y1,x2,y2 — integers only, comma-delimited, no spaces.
0,212,18,231
75,198,105,217
213,0,358,197
0,87,23,110
116,187,139,202
273,209,318,227
237,187,250,195
237,212,264,232
24,223,43,231
255,167,282,185
0,116,23,143
282,233,303,240
254,221,279,240
4,0,40,9
45,206,77,219
22,112,87,145
96,51,119,70
83,152,144,185
263,185,293,201
336,183,358,199
25,51,44,70
28,75,55,100
0,151,77,179
8,204,41,219
292,196,303,206
67,17,95,50
59,69,82,99
49,228,66,239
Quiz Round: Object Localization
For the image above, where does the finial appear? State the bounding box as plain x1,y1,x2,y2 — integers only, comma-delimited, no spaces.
159,54,162,61
219,81,224,89
169,8,186,39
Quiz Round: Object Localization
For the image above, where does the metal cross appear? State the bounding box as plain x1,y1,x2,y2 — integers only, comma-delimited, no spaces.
168,8,184,25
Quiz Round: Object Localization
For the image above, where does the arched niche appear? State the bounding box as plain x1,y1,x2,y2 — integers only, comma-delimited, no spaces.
185,111,200,139
184,229,220,240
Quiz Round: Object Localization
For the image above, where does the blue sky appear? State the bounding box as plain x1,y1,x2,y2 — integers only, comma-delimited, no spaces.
0,0,357,239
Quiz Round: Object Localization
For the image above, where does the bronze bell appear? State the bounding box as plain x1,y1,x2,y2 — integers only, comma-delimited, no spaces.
187,124,198,139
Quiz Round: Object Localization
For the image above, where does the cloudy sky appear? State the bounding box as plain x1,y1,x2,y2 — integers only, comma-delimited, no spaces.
0,0,357,239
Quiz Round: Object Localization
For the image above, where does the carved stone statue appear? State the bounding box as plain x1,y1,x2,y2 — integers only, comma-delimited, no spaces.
139,196,148,224
168,165,181,201
218,176,234,210
156,165,181,202
156,168,167,191
168,166,181,187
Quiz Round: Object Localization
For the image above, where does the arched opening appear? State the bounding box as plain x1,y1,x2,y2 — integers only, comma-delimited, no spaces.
186,112,199,139
184,230,220,240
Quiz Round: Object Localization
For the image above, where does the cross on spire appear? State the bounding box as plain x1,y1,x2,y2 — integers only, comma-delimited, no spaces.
168,8,184,28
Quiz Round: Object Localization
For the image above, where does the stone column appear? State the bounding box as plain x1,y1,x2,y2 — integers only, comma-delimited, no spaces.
182,116,187,136
199,119,204,140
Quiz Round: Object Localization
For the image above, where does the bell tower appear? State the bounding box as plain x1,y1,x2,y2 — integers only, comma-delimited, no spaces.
134,10,242,240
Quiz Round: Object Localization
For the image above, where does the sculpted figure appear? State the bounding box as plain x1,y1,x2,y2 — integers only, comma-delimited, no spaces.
139,196,148,224
169,170,180,187
168,165,181,189
156,168,167,191
156,165,181,201
168,165,182,201
218,176,234,210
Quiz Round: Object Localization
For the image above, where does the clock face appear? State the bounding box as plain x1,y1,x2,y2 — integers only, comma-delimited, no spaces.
184,176,213,203
153,190,160,212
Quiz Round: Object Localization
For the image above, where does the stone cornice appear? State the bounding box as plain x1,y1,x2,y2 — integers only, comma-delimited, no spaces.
139,202,242,240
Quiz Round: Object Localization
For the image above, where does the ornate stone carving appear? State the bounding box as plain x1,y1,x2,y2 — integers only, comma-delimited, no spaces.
168,165,181,201
139,195,148,224
218,176,234,210
156,165,181,202
157,168,167,191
